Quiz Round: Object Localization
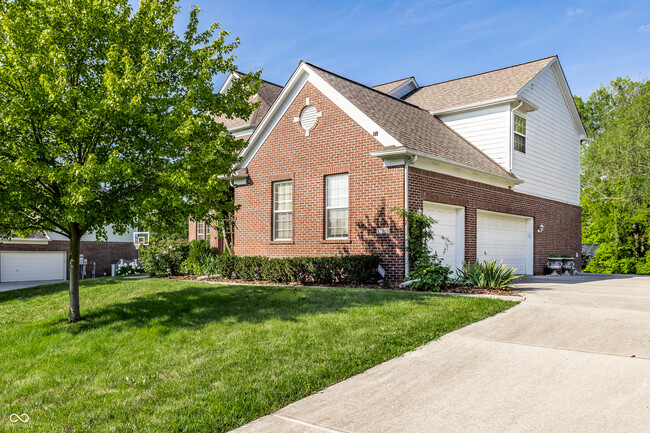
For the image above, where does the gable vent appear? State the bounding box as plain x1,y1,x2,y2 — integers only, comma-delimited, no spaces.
300,105,318,130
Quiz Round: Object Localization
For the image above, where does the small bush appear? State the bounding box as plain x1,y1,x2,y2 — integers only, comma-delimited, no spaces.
116,261,144,276
409,257,450,292
456,260,519,290
140,239,190,276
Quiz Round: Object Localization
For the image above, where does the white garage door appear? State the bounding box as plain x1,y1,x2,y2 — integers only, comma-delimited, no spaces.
477,210,533,274
0,251,67,282
423,202,465,271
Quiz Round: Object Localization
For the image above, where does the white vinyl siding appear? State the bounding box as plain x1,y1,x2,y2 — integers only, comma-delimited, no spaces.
513,66,581,205
438,104,511,168
273,181,292,240
325,173,348,239
47,226,135,243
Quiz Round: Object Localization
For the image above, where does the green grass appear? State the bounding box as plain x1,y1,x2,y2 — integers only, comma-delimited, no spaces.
0,278,515,432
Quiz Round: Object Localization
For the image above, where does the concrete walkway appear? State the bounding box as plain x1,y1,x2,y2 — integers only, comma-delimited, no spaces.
0,280,66,292
233,274,650,432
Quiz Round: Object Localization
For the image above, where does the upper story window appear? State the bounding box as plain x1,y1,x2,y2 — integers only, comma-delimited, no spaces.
273,180,292,240
325,173,349,239
196,221,204,240
514,114,526,153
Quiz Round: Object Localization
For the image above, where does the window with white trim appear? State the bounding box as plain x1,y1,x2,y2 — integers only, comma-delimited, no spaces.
514,114,526,153
196,221,204,240
205,223,211,242
325,173,348,239
273,180,292,240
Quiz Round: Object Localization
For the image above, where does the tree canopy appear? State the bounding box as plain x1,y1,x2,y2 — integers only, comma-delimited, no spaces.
575,78,650,274
0,0,259,321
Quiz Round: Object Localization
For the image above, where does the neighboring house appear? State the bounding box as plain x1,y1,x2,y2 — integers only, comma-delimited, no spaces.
192,56,586,281
0,229,137,283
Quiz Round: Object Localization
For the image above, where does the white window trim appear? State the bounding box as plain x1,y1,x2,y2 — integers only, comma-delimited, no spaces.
273,180,293,241
325,173,349,240
513,113,526,154
196,221,204,240
205,224,211,242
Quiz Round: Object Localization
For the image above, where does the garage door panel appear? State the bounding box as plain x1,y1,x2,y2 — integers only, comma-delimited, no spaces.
477,211,532,274
423,202,464,271
1,251,66,282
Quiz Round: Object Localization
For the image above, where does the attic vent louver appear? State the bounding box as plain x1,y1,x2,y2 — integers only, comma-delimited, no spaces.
297,105,322,136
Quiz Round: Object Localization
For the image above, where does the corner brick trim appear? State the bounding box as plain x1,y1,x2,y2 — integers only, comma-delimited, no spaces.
270,172,294,182
319,164,350,176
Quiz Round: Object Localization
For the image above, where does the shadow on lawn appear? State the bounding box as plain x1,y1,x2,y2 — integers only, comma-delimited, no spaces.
63,283,429,334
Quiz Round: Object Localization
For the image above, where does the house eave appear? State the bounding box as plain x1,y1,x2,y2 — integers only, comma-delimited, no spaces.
431,96,538,116
370,148,523,187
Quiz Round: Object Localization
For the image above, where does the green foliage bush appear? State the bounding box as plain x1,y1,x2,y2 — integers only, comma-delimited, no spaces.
182,252,380,285
140,239,190,276
456,260,519,290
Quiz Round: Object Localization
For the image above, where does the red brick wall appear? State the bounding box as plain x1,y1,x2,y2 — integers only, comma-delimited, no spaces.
234,81,406,281
188,220,223,251
408,167,582,273
0,241,137,279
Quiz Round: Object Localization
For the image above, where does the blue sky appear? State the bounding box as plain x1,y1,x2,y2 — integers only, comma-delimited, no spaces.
171,0,650,98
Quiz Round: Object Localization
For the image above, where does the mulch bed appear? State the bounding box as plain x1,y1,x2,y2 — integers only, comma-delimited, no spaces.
163,275,520,296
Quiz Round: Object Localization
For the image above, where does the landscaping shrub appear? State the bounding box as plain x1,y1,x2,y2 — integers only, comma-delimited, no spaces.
409,260,450,292
116,261,144,276
456,260,519,290
140,239,190,276
181,251,380,285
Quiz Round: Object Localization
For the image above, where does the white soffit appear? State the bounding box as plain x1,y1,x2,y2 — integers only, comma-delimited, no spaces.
239,62,403,169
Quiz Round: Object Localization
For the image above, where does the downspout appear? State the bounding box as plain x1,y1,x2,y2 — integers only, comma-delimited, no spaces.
509,100,524,171
404,154,418,277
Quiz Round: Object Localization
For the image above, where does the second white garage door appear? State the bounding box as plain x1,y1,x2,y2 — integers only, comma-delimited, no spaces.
476,210,533,274
0,251,67,282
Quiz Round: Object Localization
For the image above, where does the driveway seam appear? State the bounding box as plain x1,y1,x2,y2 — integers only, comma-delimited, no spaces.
273,414,352,433
454,334,650,361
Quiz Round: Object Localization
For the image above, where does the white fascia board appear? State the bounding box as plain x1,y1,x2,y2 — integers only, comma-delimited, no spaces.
302,64,403,148
371,148,523,188
218,72,240,95
431,96,538,116
239,66,310,168
519,58,587,140
231,125,257,137
239,62,404,169
387,78,419,98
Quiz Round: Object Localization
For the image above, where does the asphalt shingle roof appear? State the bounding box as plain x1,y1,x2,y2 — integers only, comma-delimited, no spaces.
372,77,414,94
403,56,555,112
306,63,515,179
215,78,283,130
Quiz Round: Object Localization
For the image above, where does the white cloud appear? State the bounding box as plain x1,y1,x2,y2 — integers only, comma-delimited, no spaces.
639,24,650,32
567,7,583,16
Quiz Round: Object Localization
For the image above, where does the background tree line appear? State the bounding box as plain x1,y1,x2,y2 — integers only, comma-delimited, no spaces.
575,78,650,274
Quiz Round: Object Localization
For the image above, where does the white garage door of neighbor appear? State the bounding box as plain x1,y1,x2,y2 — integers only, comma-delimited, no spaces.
476,210,532,274
0,251,67,282
422,202,465,271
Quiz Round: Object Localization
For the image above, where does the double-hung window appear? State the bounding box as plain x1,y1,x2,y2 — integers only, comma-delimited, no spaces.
273,180,292,240
205,224,211,243
325,173,349,239
196,221,204,240
514,114,526,153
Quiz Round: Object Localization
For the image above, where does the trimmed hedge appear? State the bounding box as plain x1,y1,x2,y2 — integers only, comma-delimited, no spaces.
184,252,381,285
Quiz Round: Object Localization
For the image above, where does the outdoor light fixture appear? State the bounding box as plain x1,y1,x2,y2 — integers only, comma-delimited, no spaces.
537,224,544,233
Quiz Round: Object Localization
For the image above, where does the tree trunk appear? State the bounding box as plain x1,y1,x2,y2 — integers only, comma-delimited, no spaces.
221,219,232,255
68,223,82,323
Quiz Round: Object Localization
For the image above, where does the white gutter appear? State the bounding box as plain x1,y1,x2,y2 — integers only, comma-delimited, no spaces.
509,100,524,171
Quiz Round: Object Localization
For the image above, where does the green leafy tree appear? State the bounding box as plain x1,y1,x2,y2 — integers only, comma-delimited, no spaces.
575,78,650,274
0,0,260,321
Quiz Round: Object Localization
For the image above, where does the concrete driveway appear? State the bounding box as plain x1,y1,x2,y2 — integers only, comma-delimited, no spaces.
0,280,66,292
233,274,650,432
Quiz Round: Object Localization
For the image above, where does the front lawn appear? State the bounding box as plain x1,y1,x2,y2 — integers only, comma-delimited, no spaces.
0,278,515,432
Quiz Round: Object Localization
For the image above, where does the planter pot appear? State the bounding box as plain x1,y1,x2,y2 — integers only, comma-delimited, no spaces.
547,257,563,275
561,257,575,276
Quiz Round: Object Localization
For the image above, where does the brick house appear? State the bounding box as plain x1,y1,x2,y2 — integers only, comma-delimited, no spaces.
191,56,586,282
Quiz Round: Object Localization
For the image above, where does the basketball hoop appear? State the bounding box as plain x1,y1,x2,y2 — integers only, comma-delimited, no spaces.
133,232,150,250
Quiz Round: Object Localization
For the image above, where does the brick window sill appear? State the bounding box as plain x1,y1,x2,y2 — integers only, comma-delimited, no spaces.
270,240,295,245
321,239,351,244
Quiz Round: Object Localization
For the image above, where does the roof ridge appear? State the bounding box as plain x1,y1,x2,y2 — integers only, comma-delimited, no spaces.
417,56,557,89
303,62,429,112
372,76,414,88
235,70,283,89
